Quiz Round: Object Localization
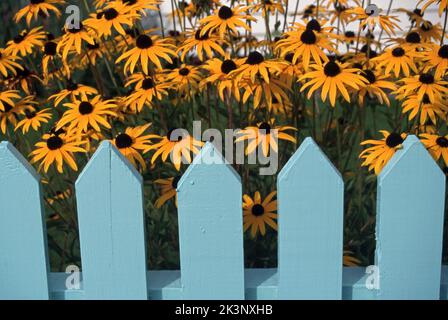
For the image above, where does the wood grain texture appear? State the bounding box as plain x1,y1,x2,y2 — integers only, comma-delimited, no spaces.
278,137,344,299
177,142,245,299
0,141,50,299
376,135,446,299
75,141,148,299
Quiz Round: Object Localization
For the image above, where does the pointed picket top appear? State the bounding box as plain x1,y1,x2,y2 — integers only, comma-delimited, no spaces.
177,142,244,299
0,141,50,299
375,135,445,299
75,141,148,299
278,137,344,299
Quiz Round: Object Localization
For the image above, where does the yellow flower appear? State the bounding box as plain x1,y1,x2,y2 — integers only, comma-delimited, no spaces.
57,23,96,61
15,0,64,26
116,33,176,74
236,120,297,156
243,191,277,238
0,49,23,78
177,29,226,61
154,176,180,208
371,45,420,78
421,44,448,78
360,131,407,175
15,108,53,134
111,123,154,170
57,95,117,134
30,132,86,173
396,73,448,103
299,61,368,106
49,82,98,107
5,27,47,57
420,133,448,166
199,5,256,38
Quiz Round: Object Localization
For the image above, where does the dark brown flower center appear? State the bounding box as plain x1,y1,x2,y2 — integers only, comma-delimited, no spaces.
218,6,233,19
13,34,25,44
324,61,340,77
438,45,448,58
345,30,355,38
385,133,404,148
421,21,432,31
221,59,237,74
258,122,271,134
136,35,153,49
104,8,119,20
47,136,63,150
171,175,181,189
66,81,78,91
115,133,133,148
284,53,294,63
362,69,376,84
392,47,405,57
142,78,155,90
300,29,317,44
436,137,448,148
251,204,265,216
195,29,209,40
44,41,57,55
246,51,264,65
25,109,37,119
306,19,321,32
167,128,183,142
419,73,434,84
67,22,83,33
406,32,421,43
179,67,190,76
30,0,45,4
78,101,93,115
413,8,423,17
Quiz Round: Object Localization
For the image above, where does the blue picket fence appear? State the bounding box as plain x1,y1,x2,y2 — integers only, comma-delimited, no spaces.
0,135,447,300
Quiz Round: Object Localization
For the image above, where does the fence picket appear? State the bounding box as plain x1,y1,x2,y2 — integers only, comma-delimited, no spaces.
75,141,148,299
177,142,245,299
278,137,344,299
375,135,446,299
0,142,50,299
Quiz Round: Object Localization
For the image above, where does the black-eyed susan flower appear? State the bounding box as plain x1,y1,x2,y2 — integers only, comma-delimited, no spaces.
154,176,180,208
0,90,21,111
199,5,255,38
116,33,176,74
240,75,290,110
57,23,96,61
5,27,47,57
420,133,448,165
421,44,448,78
0,97,31,134
86,3,139,37
125,75,170,111
252,0,285,17
231,51,284,84
57,95,117,134
201,57,242,101
299,60,368,106
0,49,23,78
415,21,443,42
357,69,397,106
146,129,204,171
235,120,297,156
7,66,42,95
402,94,448,125
371,45,420,77
111,123,154,169
15,108,52,134
275,20,336,70
15,0,64,26
177,29,225,61
30,132,86,173
243,191,277,237
165,64,202,97
49,82,98,106
396,73,448,103
347,6,401,36
360,131,407,175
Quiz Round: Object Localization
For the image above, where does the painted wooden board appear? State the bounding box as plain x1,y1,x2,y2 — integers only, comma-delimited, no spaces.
278,138,344,299
0,141,50,299
375,135,445,299
75,141,148,299
177,142,245,299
